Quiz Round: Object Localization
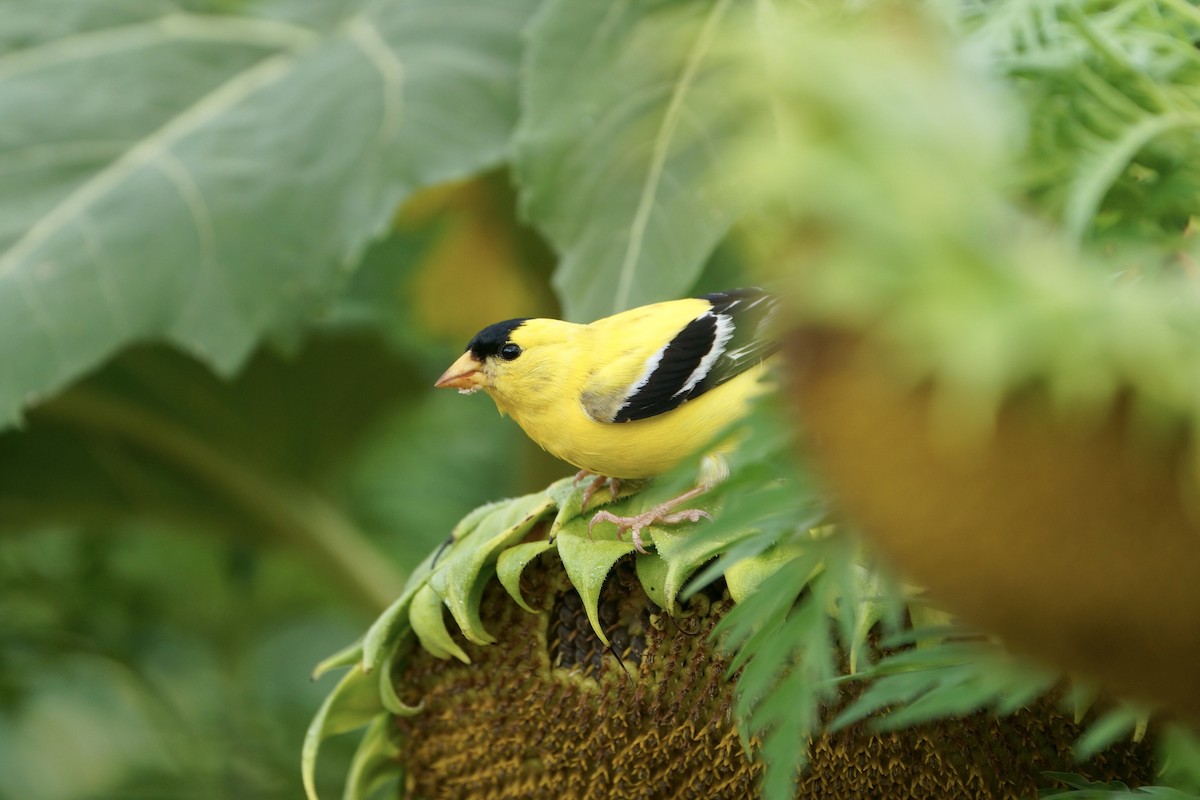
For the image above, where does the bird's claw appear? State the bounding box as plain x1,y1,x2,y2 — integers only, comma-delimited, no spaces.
631,530,651,555
588,510,651,553
659,509,712,526
588,506,712,555
587,510,621,539
575,471,620,511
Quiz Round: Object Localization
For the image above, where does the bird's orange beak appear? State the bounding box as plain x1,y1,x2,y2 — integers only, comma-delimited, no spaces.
435,352,488,392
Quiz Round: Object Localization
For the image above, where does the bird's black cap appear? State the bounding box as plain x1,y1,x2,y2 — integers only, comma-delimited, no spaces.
466,318,528,360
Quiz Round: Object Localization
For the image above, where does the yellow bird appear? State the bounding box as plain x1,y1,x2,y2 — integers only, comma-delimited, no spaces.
435,289,777,551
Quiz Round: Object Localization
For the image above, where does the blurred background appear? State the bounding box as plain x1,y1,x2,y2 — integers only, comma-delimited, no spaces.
0,175,567,798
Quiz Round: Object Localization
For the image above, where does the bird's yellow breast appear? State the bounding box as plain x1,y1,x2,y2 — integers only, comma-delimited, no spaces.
494,362,770,479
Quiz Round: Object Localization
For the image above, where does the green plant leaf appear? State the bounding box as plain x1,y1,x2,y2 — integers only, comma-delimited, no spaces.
1041,771,1200,798
1062,112,1200,241
396,488,559,661
962,0,1200,247
496,540,556,612
3,340,422,613
723,537,817,604
342,715,402,800
634,552,672,612
0,0,537,428
360,585,419,674
302,664,384,800
426,491,555,645
371,629,423,718
515,0,742,320
554,509,639,646
407,583,469,664
1076,705,1145,762
830,637,1060,733
312,638,365,681
1160,724,1200,795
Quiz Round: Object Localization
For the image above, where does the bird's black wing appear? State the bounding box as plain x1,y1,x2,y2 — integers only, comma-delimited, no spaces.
610,288,778,423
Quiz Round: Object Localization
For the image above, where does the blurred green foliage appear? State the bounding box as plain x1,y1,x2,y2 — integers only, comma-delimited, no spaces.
0,124,564,797
3,0,1200,798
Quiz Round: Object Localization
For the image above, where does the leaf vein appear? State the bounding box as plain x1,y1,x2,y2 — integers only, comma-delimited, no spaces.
75,213,131,337
0,51,302,280
0,12,315,82
611,0,732,313
154,151,218,307
345,15,406,151
16,267,65,377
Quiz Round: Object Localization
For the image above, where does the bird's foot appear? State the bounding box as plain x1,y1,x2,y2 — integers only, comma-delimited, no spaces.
574,470,621,511
588,486,711,554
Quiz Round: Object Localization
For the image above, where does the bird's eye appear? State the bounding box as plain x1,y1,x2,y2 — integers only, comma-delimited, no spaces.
499,343,522,361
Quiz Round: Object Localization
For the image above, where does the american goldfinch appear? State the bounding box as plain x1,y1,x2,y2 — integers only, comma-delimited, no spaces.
435,288,777,550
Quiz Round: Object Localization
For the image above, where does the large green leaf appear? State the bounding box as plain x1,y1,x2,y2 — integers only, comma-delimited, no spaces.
0,0,537,428
515,0,743,321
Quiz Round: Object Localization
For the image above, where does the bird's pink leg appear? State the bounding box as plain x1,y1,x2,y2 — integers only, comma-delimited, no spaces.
588,485,711,554
574,469,621,511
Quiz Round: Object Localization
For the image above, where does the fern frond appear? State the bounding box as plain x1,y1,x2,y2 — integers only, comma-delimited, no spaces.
960,0,1200,246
